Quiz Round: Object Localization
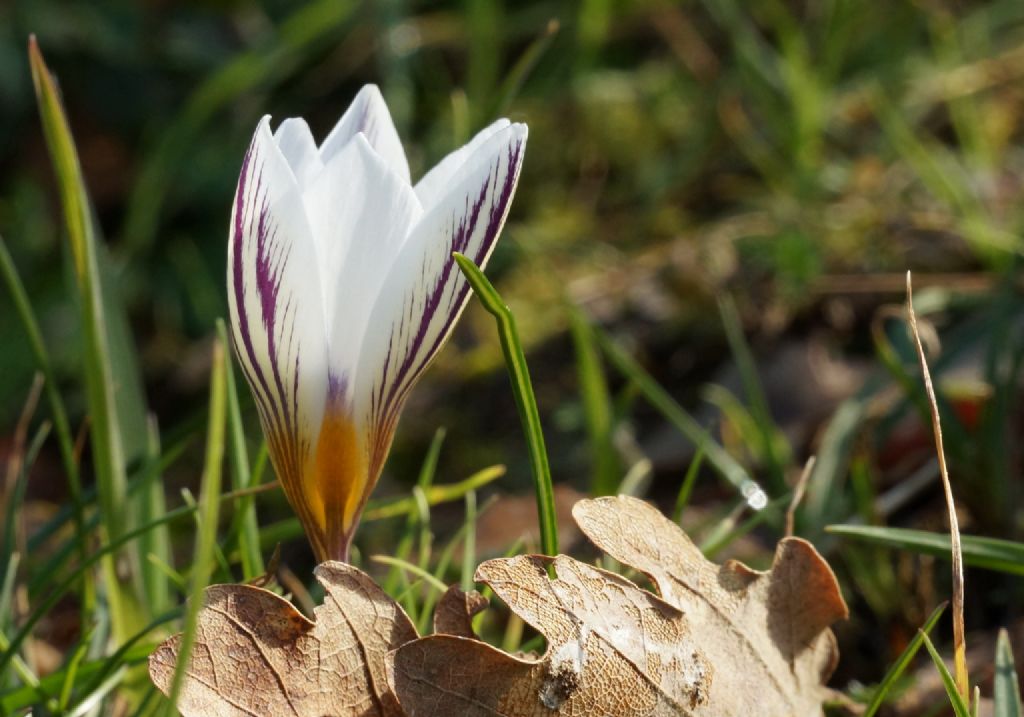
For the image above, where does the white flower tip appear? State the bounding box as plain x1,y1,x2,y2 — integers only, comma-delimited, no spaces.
274,116,313,142
253,114,273,137
355,83,383,101
508,121,528,142
489,119,528,142
347,131,393,171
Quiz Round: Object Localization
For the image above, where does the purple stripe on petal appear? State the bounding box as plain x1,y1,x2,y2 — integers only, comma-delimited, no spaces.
230,135,311,485
232,143,280,434
371,137,525,452
375,170,487,413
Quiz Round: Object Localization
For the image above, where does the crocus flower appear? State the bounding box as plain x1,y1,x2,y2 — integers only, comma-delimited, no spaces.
227,86,527,562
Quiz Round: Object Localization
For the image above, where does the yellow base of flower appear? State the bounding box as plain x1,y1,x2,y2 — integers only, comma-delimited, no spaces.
296,410,368,562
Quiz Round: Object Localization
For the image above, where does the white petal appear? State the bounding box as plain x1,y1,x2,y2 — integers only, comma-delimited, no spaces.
414,119,511,211
273,118,323,189
353,123,527,471
318,85,411,185
227,116,329,507
300,133,422,390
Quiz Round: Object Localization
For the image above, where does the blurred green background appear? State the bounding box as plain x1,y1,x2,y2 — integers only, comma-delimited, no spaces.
4,0,1024,707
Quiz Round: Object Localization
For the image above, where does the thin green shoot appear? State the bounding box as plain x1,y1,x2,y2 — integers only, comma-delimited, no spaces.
162,338,227,713
919,630,971,717
593,326,767,512
673,446,705,523
217,318,264,580
455,252,558,558
863,602,947,716
718,294,787,489
385,428,445,597
494,18,560,117
161,339,227,712
372,556,449,594
254,464,504,554
568,303,619,496
701,494,789,559
58,628,95,711
138,416,171,615
462,491,478,593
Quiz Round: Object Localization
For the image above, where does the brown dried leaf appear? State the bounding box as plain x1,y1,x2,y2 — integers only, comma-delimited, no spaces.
149,561,417,716
574,496,849,714
389,496,848,716
433,585,488,638
391,554,710,715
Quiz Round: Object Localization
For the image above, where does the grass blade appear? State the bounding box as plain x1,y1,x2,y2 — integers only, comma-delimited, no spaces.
58,628,94,710
162,337,228,712
1,421,50,575
29,36,145,641
803,395,868,536
461,491,478,593
568,304,618,495
0,643,150,715
493,18,560,117
0,236,89,596
919,630,971,717
907,273,968,700
0,627,54,712
717,295,787,490
138,417,171,616
0,479,259,678
700,494,789,558
593,326,767,510
454,253,558,557
217,319,264,580
1,375,44,585
367,464,504,523
995,629,1023,717
371,556,449,594
825,525,1024,575
385,428,445,598
673,445,704,523
863,602,947,716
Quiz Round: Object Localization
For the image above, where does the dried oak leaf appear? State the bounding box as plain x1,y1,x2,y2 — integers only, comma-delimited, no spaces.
574,496,849,714
388,495,848,716
434,585,489,638
149,561,417,716
390,554,711,715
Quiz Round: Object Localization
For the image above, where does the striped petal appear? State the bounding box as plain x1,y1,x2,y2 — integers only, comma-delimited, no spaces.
303,133,422,352
354,122,528,490
273,118,322,189
414,119,511,211
227,116,334,559
319,85,410,185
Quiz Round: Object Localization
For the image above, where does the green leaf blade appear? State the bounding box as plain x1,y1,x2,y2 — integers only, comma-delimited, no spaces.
28,36,147,640
864,602,946,716
454,252,558,558
995,629,1023,717
827,524,1024,576
919,630,971,717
